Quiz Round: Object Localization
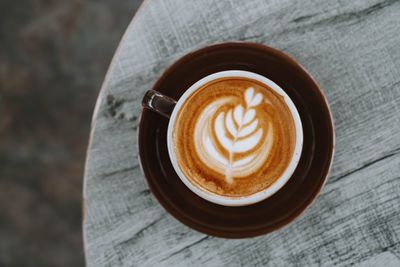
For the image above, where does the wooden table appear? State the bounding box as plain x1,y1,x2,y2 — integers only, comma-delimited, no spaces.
83,0,400,266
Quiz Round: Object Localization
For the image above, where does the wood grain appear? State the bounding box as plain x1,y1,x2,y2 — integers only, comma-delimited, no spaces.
84,0,400,266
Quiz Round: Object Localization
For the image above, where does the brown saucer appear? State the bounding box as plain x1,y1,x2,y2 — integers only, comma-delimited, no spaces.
138,42,334,238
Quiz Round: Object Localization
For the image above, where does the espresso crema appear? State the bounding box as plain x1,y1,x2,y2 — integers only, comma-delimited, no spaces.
172,77,296,197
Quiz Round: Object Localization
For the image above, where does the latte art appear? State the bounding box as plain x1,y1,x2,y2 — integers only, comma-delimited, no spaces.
172,77,297,197
195,87,272,183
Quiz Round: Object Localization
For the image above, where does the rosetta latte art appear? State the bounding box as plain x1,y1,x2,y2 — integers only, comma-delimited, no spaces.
194,87,273,183
173,77,296,197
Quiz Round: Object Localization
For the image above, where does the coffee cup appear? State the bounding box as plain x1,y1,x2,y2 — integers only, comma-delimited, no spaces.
142,70,303,206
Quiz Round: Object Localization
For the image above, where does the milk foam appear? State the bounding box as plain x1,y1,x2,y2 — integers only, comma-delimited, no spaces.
194,87,273,183
169,72,301,202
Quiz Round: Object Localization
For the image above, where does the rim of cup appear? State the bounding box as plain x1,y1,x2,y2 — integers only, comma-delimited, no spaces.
167,70,303,206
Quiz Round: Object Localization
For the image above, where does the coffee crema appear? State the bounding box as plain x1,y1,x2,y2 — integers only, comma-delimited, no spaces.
172,77,296,197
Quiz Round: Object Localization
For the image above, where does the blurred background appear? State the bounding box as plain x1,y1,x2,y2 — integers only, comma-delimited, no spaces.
0,0,143,266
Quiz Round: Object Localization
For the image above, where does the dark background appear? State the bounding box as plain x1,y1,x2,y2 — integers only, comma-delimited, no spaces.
0,0,143,266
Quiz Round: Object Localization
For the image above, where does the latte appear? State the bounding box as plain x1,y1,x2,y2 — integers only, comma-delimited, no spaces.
171,77,297,197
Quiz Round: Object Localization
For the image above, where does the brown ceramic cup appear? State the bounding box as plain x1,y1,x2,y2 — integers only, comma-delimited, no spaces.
138,42,335,238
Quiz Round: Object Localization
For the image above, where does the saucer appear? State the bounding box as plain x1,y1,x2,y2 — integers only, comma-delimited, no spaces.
138,42,334,238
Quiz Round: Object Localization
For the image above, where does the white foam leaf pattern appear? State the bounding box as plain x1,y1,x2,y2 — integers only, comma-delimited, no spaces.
238,120,258,137
233,105,244,124
215,113,234,151
226,110,236,136
214,87,264,183
243,109,255,124
232,129,262,152
194,87,271,184
245,87,263,107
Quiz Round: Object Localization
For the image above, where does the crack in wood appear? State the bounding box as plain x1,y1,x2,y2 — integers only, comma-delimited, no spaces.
232,0,400,50
105,94,139,123
256,0,400,42
100,164,140,178
301,0,398,27
329,173,399,200
138,188,150,197
160,236,210,262
364,243,400,262
387,244,400,261
292,13,319,23
330,148,400,183
106,94,125,118
236,34,265,42
118,215,165,248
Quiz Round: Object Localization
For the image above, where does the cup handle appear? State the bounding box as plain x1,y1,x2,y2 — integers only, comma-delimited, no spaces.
142,90,177,118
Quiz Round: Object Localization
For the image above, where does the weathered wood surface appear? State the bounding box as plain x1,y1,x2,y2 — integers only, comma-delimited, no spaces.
83,0,400,266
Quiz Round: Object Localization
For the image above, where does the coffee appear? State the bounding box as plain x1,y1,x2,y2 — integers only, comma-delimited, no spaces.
171,77,297,197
